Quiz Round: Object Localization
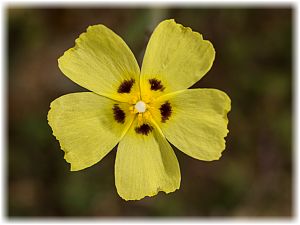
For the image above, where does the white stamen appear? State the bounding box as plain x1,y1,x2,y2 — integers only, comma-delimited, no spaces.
135,101,146,113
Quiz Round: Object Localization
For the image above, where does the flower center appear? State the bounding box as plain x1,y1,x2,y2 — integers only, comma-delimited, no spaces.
135,101,146,113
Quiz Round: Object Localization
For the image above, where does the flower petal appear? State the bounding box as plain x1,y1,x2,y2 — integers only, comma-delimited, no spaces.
48,92,134,171
150,89,231,161
58,25,140,102
115,119,180,200
140,19,215,99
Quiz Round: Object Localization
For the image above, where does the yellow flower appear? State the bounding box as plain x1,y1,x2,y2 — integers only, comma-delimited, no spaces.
48,19,231,201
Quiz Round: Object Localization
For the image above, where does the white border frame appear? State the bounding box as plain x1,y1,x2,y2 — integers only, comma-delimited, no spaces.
1,1,297,224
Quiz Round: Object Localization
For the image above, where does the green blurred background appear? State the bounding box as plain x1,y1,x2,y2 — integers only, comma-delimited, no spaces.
8,7,292,217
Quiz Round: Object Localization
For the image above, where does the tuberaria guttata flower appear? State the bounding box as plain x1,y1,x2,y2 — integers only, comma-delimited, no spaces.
48,19,231,201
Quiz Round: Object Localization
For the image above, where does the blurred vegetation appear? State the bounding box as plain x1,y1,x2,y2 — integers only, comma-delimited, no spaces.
8,7,292,217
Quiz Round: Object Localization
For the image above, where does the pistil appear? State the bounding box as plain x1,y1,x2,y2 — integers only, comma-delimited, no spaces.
135,101,146,113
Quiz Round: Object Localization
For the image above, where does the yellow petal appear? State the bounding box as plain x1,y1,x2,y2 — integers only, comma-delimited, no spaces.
140,19,215,99
115,119,180,201
48,92,134,171
58,25,140,102
150,89,231,161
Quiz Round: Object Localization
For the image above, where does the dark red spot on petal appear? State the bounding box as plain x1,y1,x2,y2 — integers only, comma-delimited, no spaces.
113,104,125,124
135,124,153,135
160,101,172,123
149,78,165,91
118,78,135,93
